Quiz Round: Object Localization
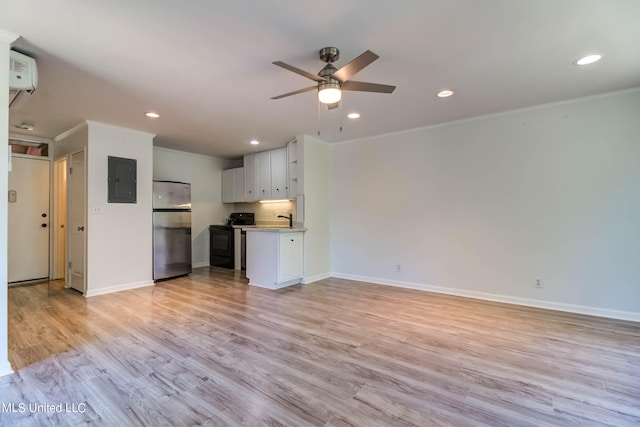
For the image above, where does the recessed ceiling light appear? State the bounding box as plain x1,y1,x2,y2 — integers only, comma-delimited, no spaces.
575,54,602,66
437,90,454,98
145,112,160,118
249,139,260,145
347,112,360,119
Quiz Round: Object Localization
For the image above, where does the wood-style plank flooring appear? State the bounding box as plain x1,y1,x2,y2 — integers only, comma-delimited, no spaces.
2,267,640,426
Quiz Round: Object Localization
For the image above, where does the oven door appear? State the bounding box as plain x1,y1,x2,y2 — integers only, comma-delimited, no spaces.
209,225,234,268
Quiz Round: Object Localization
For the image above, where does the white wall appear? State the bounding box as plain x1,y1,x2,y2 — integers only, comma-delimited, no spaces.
298,134,331,283
85,121,154,296
0,29,19,377
153,147,235,267
330,89,640,321
53,123,88,159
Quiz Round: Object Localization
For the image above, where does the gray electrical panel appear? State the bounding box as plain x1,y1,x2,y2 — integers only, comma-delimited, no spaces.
108,156,137,203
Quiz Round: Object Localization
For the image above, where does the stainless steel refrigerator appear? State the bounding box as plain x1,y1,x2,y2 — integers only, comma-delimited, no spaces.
153,181,192,281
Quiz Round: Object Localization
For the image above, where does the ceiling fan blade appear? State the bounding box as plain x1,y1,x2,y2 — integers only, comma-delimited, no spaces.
342,80,396,94
273,61,327,82
327,102,339,110
332,50,379,82
271,86,317,100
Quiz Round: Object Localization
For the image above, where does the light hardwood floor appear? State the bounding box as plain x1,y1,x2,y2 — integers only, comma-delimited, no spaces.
2,267,639,426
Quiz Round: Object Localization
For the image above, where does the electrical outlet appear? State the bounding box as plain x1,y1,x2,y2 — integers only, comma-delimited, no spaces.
396,264,401,273
535,279,543,288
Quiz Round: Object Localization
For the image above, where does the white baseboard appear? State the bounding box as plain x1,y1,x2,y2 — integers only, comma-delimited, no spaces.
302,272,331,285
0,360,14,377
84,280,155,297
192,262,209,268
330,272,640,322
248,278,301,290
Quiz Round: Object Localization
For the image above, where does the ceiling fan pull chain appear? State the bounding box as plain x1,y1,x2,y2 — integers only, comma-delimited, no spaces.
317,96,321,137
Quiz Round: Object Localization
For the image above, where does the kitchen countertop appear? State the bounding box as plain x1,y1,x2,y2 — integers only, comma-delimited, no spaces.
243,226,306,233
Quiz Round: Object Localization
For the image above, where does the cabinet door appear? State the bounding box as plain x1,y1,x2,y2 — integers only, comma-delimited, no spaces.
232,168,244,202
279,233,303,281
222,169,234,203
270,147,288,199
244,153,257,201
256,151,271,200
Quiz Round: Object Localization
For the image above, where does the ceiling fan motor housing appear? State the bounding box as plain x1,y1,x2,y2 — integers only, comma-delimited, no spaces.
319,47,339,64
318,62,340,87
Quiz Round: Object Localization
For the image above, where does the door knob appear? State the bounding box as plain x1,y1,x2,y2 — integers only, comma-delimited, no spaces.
41,223,47,228
42,213,47,218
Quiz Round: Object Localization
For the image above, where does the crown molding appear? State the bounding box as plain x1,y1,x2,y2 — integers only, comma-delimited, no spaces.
0,29,19,44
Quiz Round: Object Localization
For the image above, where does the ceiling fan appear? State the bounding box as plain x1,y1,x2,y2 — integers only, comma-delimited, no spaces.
271,47,396,110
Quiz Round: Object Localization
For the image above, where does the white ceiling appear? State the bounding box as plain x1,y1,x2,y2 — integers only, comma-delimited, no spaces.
3,0,640,159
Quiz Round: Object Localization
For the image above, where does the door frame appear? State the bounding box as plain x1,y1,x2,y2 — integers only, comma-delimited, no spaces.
51,156,67,280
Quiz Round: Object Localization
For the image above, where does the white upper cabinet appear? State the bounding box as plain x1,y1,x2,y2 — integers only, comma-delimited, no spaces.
256,150,271,199
244,153,257,201
222,169,234,203
242,146,290,201
270,147,288,199
222,167,245,203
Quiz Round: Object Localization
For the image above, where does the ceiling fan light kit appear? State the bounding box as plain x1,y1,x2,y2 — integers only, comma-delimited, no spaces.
318,83,342,104
272,47,396,108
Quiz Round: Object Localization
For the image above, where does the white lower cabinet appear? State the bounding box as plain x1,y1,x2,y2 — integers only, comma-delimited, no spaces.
279,233,303,281
246,229,304,289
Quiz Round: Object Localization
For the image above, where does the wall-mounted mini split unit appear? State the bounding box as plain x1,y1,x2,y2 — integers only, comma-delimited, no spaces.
9,50,38,109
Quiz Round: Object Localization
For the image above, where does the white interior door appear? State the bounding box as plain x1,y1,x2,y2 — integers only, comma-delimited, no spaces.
8,156,51,283
68,150,86,293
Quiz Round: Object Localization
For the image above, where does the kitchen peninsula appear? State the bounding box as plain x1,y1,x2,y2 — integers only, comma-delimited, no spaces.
245,227,305,289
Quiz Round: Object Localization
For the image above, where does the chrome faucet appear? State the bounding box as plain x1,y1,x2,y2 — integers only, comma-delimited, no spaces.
277,213,293,228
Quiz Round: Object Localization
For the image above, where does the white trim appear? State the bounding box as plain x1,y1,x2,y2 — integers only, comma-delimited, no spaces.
248,278,302,290
302,272,330,285
192,262,209,268
85,120,155,139
330,273,640,323
0,30,19,44
153,146,223,160
333,87,640,147
0,361,14,377
296,134,330,146
9,132,53,144
53,122,88,142
84,280,154,297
